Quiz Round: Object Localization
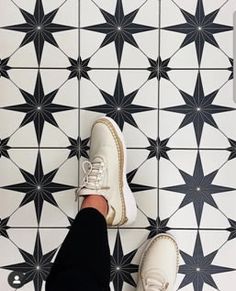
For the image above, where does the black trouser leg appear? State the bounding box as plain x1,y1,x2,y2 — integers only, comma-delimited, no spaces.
45,208,111,291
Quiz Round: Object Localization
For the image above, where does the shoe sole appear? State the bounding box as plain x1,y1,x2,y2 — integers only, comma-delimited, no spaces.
138,233,179,283
93,116,137,226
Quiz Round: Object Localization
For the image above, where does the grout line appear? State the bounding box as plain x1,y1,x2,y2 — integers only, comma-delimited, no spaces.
8,67,232,70
7,226,231,231
157,0,161,226
78,0,81,198
5,147,231,150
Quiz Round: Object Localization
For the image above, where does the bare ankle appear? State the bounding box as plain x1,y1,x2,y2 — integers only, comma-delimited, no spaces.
81,195,108,218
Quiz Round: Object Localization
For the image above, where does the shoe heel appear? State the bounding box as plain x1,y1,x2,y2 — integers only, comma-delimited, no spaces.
123,181,137,225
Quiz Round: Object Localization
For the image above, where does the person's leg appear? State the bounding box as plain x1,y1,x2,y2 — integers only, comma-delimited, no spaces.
46,116,137,290
46,196,110,291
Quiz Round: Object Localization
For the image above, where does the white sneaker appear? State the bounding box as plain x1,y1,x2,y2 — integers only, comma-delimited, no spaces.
75,116,137,226
136,233,179,291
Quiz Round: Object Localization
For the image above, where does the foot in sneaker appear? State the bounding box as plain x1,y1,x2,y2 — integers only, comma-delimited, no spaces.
136,233,179,291
75,116,137,226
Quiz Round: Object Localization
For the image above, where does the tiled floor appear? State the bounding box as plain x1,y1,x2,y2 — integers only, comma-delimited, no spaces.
0,0,236,290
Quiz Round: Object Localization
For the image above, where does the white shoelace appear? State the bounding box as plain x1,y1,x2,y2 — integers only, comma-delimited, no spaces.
144,273,169,291
75,159,110,201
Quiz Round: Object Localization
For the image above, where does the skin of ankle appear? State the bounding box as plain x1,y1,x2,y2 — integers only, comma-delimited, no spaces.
81,195,108,217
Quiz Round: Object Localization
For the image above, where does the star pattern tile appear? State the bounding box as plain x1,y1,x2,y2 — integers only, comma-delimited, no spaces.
67,57,91,80
3,72,74,145
0,0,236,290
162,73,235,146
83,72,155,130
179,232,235,291
163,0,233,65
162,152,235,226
146,216,170,239
146,137,171,160
2,231,57,291
110,231,138,291
0,58,11,79
227,138,236,161
67,136,89,159
0,137,11,159
2,152,74,223
147,57,171,80
0,217,10,239
83,0,156,65
3,0,76,64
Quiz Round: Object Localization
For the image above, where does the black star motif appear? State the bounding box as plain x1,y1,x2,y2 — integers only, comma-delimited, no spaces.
3,72,74,144
67,136,89,159
228,58,233,80
146,137,170,160
227,138,236,161
3,0,75,64
227,218,236,241
161,152,235,226
147,57,171,80
67,57,91,80
162,73,234,146
0,137,11,159
83,72,155,130
163,0,232,64
146,216,170,239
2,231,57,291
83,0,155,65
0,217,10,239
127,168,156,193
179,232,235,291
2,152,74,223
0,58,11,79
110,231,138,291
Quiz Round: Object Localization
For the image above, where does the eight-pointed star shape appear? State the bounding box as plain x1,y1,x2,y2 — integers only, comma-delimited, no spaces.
227,138,236,161
4,72,74,145
2,231,57,291
0,217,10,239
3,0,75,64
162,72,234,146
0,58,11,79
179,232,235,291
147,57,171,80
0,137,11,159
67,57,91,80
110,231,138,291
83,0,155,65
83,72,155,130
67,136,89,159
163,0,232,64
2,152,74,223
146,216,170,239
161,152,235,226
146,137,171,160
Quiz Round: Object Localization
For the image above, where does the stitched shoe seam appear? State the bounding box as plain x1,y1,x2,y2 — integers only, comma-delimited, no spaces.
92,118,126,225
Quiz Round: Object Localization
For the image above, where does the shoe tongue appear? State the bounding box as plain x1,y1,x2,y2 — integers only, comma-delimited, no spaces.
91,156,103,164
79,157,105,193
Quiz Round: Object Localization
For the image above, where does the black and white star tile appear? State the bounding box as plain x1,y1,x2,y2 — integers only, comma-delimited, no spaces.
80,0,159,68
159,70,236,148
160,0,236,68
159,150,236,229
1,0,236,290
